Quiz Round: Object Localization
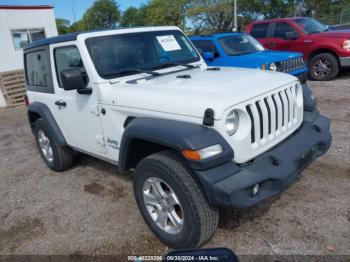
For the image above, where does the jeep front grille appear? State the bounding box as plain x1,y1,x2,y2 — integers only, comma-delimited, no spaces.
279,57,304,73
246,84,301,148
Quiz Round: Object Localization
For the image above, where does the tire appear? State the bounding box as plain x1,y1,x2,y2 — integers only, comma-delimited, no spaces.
309,53,339,81
33,119,74,172
133,150,219,249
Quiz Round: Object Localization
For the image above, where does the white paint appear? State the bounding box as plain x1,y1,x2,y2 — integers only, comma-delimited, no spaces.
26,26,303,164
0,7,57,106
0,8,57,72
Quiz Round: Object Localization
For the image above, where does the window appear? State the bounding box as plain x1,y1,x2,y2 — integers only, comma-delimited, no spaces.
85,30,200,79
54,46,88,87
191,40,219,58
273,22,297,39
250,23,269,39
12,29,46,50
218,35,265,56
25,50,52,87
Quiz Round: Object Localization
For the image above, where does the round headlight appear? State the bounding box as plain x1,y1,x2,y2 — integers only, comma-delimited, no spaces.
269,62,277,71
225,110,239,136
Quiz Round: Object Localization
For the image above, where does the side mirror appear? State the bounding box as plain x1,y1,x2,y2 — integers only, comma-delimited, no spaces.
203,51,215,60
285,31,298,40
60,69,91,94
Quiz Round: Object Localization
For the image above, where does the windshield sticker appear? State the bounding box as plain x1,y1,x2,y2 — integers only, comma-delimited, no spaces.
156,35,181,51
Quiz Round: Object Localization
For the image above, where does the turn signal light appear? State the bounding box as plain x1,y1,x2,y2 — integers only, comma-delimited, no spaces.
261,64,266,70
182,145,223,161
182,149,201,161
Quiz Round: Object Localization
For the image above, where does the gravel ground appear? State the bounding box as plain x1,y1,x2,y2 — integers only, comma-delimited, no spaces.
0,72,349,259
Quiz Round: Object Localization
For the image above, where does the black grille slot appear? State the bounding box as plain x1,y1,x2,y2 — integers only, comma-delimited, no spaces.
272,95,278,131
278,92,285,126
284,89,290,123
264,98,272,134
255,102,264,139
246,105,255,143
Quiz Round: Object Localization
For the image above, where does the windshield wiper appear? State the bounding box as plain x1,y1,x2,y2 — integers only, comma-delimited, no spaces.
103,68,161,77
152,62,199,70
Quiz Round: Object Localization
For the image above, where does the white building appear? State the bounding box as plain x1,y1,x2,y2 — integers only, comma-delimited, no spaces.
0,5,58,107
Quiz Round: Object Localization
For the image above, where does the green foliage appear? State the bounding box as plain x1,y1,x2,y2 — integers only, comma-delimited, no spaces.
120,7,146,27
82,0,121,30
55,18,70,35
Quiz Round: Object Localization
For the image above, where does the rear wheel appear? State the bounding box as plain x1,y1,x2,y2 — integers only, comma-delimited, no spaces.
133,150,219,249
33,119,74,171
309,53,339,81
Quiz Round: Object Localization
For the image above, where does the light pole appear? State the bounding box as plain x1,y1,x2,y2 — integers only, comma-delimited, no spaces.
234,0,238,31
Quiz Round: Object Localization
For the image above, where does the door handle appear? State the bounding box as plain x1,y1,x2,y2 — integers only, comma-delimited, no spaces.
55,100,67,107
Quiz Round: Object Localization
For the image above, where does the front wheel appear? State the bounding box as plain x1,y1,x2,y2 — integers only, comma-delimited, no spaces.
309,53,339,81
133,150,219,249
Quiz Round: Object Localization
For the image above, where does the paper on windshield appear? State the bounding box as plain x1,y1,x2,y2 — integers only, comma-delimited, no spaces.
156,35,181,51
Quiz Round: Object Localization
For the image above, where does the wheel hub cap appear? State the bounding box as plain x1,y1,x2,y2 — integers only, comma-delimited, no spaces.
142,177,184,234
38,130,54,163
314,58,331,77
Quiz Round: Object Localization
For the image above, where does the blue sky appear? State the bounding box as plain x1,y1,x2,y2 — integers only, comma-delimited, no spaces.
0,0,145,23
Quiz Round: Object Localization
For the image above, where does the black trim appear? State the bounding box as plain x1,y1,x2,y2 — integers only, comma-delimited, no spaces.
118,117,233,173
27,102,67,146
194,112,332,208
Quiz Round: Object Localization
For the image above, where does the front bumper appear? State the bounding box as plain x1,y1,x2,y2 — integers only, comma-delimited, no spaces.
339,56,350,67
195,112,332,208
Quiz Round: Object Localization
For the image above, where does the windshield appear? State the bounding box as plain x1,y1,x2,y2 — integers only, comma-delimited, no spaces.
294,18,329,34
218,34,265,56
85,30,200,79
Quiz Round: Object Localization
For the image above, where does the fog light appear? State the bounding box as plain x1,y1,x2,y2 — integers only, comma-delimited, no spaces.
250,184,260,197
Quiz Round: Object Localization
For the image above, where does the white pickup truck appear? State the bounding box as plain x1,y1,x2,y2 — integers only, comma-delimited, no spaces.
24,26,331,249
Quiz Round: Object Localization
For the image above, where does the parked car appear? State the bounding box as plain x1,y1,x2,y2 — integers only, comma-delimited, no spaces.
246,17,350,81
190,33,308,84
24,26,331,249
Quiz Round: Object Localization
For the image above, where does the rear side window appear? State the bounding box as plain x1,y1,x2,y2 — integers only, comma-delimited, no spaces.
25,50,52,87
250,23,269,39
192,40,215,53
54,46,88,87
191,40,219,58
273,22,297,39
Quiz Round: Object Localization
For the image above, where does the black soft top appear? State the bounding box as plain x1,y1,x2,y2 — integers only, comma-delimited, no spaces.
24,32,80,50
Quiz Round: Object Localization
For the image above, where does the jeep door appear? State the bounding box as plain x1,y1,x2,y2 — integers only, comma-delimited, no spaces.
50,43,106,154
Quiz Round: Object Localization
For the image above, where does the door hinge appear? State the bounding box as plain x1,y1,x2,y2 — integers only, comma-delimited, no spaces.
90,105,100,116
96,135,106,147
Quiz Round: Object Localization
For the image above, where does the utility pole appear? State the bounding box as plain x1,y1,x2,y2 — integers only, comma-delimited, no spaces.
234,0,238,31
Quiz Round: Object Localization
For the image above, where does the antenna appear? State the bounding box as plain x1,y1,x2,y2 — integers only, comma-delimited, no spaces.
71,1,76,23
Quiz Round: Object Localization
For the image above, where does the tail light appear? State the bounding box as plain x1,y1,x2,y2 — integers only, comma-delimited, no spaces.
24,94,30,106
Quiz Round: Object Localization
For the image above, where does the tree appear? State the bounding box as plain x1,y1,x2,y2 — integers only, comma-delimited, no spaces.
82,0,121,30
56,18,70,35
121,7,143,27
187,0,237,33
144,0,191,29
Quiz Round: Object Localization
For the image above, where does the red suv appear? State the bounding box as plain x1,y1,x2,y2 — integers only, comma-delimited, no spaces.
246,17,350,81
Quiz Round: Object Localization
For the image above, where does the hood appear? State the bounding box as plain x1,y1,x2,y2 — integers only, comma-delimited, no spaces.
103,67,297,120
224,50,302,68
313,30,350,38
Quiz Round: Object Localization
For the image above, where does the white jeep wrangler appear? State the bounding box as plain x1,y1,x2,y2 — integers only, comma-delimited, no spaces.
24,26,331,249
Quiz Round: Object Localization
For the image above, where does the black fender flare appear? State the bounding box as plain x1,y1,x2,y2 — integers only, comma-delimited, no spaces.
118,117,233,172
27,102,67,146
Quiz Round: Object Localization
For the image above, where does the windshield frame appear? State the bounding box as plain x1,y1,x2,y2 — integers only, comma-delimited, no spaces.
217,34,265,56
293,18,329,35
84,30,201,79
